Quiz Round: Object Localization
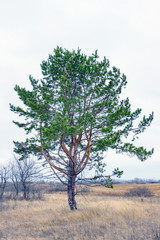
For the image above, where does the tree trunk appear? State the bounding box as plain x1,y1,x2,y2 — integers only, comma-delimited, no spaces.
0,187,4,200
67,160,77,210
67,173,77,210
0,181,6,200
23,183,27,199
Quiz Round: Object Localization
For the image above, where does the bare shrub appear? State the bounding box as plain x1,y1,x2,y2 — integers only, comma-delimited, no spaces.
78,186,90,193
0,166,9,200
28,186,44,200
47,184,67,193
3,183,44,201
125,186,153,197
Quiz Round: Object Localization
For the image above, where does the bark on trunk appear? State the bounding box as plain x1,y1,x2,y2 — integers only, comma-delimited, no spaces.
67,160,77,210
67,174,77,210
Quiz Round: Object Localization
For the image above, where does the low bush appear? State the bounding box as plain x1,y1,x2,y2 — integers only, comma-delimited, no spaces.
47,185,67,193
125,186,153,197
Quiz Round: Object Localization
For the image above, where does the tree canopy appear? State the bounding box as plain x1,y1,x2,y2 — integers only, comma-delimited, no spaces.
10,47,154,209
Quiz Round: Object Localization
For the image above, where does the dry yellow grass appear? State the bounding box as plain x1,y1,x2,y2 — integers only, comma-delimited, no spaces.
0,184,160,240
88,183,160,197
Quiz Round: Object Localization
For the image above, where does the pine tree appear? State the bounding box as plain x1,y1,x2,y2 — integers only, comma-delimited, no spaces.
10,47,154,210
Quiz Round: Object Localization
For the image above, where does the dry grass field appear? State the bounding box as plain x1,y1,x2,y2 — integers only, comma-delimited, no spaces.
0,183,160,240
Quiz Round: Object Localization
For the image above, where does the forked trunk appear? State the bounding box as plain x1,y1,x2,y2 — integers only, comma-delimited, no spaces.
67,174,77,210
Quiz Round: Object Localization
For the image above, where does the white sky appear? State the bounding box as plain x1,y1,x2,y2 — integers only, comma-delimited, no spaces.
0,0,160,180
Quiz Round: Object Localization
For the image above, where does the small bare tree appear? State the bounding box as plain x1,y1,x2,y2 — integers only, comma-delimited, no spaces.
10,157,43,199
10,162,21,197
0,166,9,200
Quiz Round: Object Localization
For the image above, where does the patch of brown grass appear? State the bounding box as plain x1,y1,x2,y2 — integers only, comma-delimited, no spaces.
0,184,160,240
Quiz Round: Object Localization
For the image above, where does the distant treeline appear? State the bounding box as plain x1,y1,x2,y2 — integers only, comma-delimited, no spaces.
113,178,160,184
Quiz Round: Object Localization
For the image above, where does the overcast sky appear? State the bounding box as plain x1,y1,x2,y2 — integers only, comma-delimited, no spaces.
0,0,160,180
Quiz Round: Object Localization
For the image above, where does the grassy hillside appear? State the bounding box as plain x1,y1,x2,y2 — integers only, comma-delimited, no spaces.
0,183,160,240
